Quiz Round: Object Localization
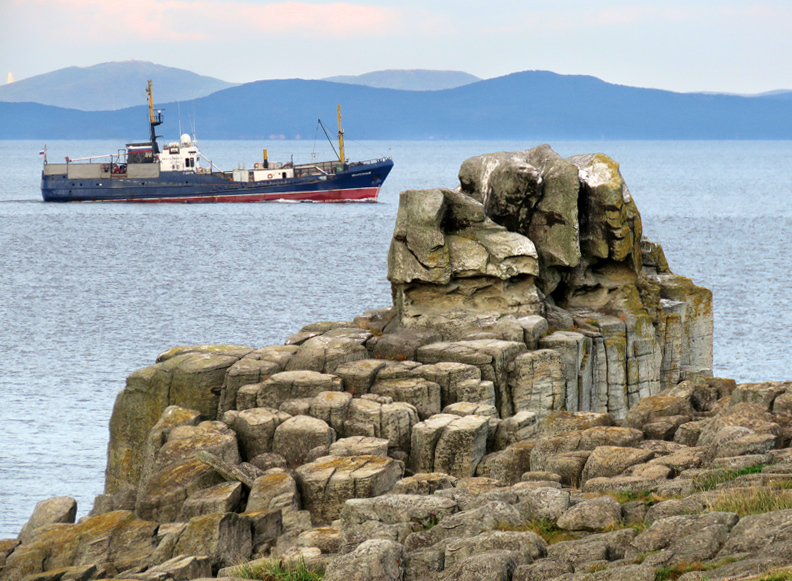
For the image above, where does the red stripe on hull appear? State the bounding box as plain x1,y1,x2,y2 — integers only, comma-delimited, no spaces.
102,187,380,203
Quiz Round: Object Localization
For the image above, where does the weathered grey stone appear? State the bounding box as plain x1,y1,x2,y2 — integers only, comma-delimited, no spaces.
340,520,417,555
517,316,549,350
344,397,420,453
404,548,444,581
273,415,336,468
296,527,343,554
330,436,390,457
256,371,343,409
645,497,706,524
529,430,583,472
370,378,442,420
286,335,368,374
246,469,300,513
439,550,518,581
249,452,288,472
507,349,566,413
717,508,792,557
731,381,791,411
444,531,545,568
240,508,283,548
140,554,213,580
494,411,538,450
433,415,490,478
390,472,458,495
219,358,281,415
18,496,77,544
476,443,535,485
135,421,239,522
279,397,314,417
537,331,598,413
621,395,693,430
633,512,738,555
295,456,404,525
404,502,524,552
106,351,243,494
0,510,158,581
415,362,482,408
521,471,562,483
323,539,404,581
139,406,204,488
194,451,259,488
579,426,644,450
543,451,591,487
173,511,252,570
369,330,443,361
232,407,292,461
310,391,354,433
580,446,655,482
178,481,243,520
409,413,457,474
341,494,458,528
236,383,263,411
556,495,622,531
512,559,572,581
536,411,614,437
697,402,780,448
416,340,527,418
674,420,707,446
712,427,777,458
334,359,388,395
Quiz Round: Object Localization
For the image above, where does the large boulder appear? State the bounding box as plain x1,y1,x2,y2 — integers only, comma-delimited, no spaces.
294,456,404,525
230,407,291,461
256,370,343,409
343,397,419,453
17,496,77,544
324,539,404,581
387,188,541,342
0,510,158,581
410,413,489,478
286,335,368,374
172,511,253,571
106,349,244,493
273,415,337,468
135,420,239,522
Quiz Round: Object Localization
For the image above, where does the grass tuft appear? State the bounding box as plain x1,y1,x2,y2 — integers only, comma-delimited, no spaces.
496,519,577,544
705,485,792,517
693,464,770,492
234,558,324,581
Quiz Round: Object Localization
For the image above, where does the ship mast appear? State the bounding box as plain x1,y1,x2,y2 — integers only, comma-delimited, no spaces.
147,80,164,154
337,104,345,165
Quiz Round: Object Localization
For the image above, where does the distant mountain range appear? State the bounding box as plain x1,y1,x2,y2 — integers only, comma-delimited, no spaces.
0,63,480,110
1,66,791,140
0,61,237,110
322,70,481,91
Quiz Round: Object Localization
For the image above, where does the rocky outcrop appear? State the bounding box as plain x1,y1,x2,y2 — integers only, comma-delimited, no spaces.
388,146,712,420
6,146,761,581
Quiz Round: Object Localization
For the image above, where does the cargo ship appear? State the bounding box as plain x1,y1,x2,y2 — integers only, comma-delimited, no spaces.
40,81,393,203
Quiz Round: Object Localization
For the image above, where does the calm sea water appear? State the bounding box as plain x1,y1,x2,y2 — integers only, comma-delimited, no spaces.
1,139,791,538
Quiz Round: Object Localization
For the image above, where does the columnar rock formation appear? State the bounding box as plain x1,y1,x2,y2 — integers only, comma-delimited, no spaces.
388,145,712,418
14,147,791,581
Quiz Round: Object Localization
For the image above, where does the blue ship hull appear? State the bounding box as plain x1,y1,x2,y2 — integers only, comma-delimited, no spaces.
41,159,393,203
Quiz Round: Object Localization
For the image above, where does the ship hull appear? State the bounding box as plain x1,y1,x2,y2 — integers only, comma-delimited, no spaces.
41,159,393,203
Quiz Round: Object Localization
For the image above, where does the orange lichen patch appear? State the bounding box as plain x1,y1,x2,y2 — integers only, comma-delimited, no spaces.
141,459,220,495
257,471,291,486
2,511,158,580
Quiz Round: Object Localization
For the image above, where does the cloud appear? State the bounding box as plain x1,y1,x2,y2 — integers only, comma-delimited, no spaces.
12,0,400,44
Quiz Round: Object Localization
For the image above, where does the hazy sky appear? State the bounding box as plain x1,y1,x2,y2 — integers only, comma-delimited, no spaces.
1,0,790,93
